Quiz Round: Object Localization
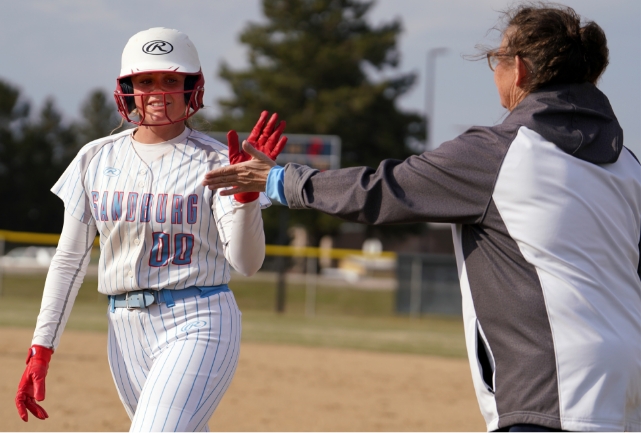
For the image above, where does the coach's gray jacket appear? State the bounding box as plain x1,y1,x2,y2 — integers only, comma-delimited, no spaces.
282,83,641,431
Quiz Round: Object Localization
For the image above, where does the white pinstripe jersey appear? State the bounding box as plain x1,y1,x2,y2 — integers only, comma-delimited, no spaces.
52,127,269,295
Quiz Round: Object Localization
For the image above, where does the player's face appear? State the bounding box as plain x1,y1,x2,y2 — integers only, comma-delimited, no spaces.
131,73,188,125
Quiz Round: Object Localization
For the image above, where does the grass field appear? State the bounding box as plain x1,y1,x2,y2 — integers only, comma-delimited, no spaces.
0,273,466,357
0,273,479,431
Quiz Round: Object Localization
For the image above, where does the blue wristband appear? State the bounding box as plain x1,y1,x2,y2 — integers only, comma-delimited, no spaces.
265,165,288,206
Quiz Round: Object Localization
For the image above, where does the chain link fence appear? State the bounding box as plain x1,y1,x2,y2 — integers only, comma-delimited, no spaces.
396,253,461,316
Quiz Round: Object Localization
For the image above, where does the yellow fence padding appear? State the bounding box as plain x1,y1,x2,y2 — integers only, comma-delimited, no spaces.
0,230,396,260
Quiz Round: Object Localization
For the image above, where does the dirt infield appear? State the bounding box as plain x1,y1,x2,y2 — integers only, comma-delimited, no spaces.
1,327,485,432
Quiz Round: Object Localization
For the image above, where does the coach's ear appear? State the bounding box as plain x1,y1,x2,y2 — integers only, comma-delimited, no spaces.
514,55,530,88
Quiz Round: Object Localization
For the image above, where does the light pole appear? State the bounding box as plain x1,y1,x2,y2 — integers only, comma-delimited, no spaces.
425,47,449,151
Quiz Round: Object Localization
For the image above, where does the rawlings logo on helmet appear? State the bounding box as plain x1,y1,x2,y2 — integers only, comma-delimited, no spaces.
142,40,174,55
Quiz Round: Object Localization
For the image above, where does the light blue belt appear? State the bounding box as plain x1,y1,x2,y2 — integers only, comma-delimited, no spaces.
108,284,229,312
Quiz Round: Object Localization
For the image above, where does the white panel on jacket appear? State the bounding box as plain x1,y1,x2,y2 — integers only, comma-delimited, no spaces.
492,126,641,430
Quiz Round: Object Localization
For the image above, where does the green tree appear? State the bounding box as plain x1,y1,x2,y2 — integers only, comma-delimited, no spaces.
210,0,425,245
76,89,128,146
0,80,27,228
0,79,79,233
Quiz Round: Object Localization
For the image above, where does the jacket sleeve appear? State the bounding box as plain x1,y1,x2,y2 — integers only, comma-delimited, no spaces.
283,125,516,225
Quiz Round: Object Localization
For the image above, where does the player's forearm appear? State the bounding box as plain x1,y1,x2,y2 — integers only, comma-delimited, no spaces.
226,200,265,277
32,212,96,349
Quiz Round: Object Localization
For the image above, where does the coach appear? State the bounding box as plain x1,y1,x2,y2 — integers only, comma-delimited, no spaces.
203,3,641,432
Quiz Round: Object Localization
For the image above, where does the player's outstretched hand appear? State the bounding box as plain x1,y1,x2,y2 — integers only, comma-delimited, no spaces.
15,345,53,422
226,111,287,203
246,111,288,160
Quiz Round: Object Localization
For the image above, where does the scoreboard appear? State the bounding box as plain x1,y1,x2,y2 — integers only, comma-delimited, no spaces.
206,132,341,171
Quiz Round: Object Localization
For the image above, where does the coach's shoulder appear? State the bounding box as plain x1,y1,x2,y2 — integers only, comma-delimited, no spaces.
433,122,520,158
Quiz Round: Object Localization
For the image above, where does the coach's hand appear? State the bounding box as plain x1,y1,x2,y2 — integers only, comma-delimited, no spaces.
16,345,53,422
204,141,275,196
218,110,287,202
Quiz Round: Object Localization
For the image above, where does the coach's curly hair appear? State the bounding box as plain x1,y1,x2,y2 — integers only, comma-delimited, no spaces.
481,2,609,92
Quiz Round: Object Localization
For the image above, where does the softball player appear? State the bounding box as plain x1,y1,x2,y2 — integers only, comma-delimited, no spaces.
15,27,286,432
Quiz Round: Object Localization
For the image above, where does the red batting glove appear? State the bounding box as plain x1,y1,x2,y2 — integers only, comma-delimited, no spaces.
15,345,53,422
247,111,288,160
228,110,288,203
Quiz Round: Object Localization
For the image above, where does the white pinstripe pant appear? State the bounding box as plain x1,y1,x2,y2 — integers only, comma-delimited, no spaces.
107,289,241,432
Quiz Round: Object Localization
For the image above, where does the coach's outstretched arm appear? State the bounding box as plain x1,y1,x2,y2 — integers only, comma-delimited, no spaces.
204,125,508,226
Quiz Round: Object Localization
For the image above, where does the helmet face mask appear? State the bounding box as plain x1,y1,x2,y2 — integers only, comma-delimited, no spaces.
113,28,205,126
115,74,204,126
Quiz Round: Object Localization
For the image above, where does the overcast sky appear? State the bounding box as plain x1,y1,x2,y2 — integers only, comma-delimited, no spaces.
1,0,639,154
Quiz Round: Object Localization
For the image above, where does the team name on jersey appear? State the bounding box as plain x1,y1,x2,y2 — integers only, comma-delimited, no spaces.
91,191,199,225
